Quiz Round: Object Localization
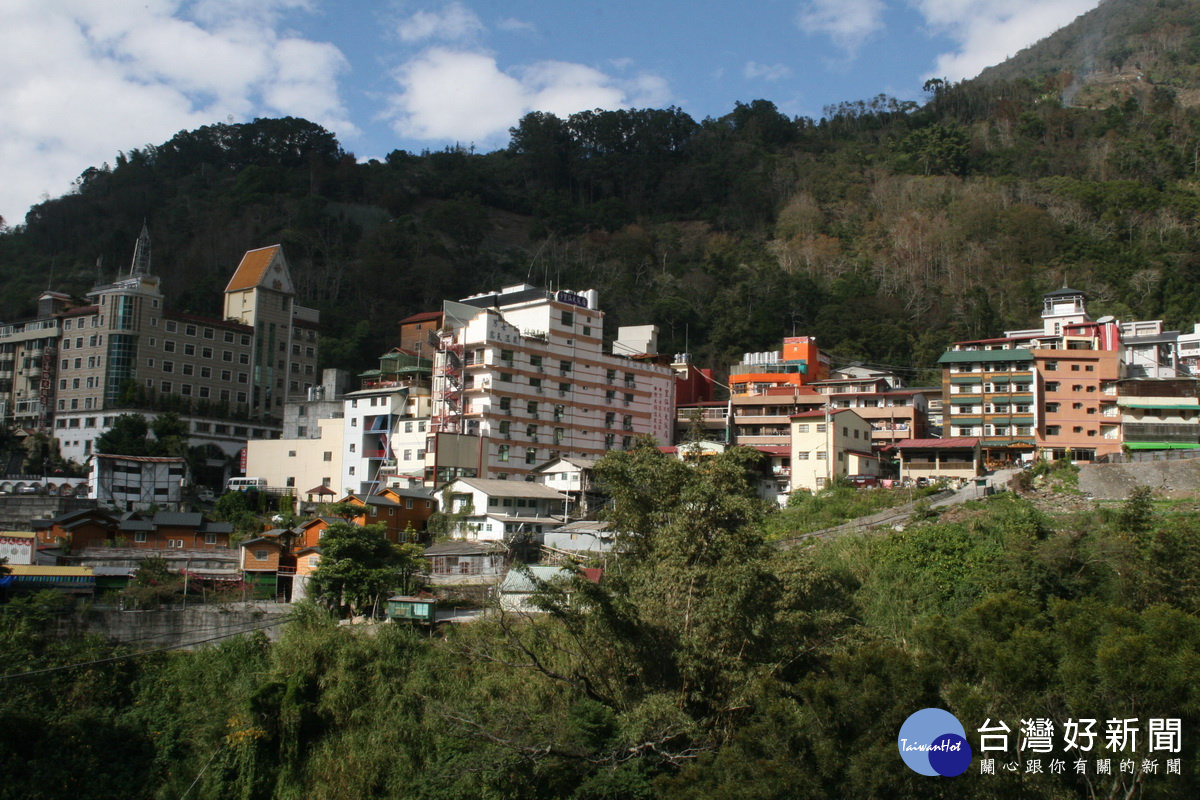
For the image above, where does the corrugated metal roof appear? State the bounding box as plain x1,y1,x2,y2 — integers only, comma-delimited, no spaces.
937,349,1032,364
152,512,204,527
452,478,566,499
425,540,506,556
894,437,981,449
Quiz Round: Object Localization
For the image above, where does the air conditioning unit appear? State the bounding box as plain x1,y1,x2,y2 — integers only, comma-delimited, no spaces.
558,391,567,397
536,387,544,394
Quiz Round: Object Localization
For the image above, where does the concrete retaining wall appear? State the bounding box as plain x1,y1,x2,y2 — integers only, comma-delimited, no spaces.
48,604,294,650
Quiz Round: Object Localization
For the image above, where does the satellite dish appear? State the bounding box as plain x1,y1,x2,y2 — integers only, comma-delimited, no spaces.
1096,315,1115,324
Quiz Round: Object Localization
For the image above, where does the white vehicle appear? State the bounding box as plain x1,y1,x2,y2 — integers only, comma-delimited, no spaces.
225,477,267,493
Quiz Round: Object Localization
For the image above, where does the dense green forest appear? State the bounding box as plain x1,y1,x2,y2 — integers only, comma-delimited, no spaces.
5,9,1200,382
2,446,1198,799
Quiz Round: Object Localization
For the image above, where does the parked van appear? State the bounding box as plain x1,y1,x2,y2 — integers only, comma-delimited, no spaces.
226,477,267,493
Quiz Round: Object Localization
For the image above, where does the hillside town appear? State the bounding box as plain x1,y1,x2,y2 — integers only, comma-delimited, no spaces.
3,234,1200,603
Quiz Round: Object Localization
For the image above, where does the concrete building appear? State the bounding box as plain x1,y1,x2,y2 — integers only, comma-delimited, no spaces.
893,438,982,482
728,336,829,395
49,233,319,466
937,287,1185,464
809,368,931,447
426,285,675,484
244,418,345,501
788,409,877,492
440,477,567,541
90,453,186,511
730,386,826,449
1116,378,1200,452
0,291,73,431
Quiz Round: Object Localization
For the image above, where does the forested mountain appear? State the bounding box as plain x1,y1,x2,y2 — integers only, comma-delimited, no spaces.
3,0,1200,383
977,0,1200,110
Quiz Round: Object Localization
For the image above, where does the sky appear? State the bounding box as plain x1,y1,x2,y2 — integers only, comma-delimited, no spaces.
0,0,1105,227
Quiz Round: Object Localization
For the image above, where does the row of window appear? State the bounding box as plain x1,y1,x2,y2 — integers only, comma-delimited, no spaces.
951,383,1033,393
949,362,1032,373
1043,361,1096,372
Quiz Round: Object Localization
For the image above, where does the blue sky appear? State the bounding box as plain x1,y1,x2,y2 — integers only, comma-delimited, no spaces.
0,0,1103,226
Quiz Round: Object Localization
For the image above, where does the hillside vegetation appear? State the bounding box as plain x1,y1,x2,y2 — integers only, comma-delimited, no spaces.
2,447,1199,799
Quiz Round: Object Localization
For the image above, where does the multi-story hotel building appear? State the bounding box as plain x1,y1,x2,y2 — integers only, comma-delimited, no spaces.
426,285,675,484
809,366,932,448
941,287,1142,464
48,231,319,465
0,291,72,431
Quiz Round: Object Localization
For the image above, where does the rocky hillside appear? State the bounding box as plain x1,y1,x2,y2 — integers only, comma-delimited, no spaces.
975,0,1200,109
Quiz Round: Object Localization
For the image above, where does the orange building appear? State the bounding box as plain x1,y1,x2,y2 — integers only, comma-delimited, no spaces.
36,509,233,551
340,486,437,543
729,337,830,395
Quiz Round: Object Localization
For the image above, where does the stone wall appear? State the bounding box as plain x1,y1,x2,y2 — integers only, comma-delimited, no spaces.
0,496,95,529
48,604,294,650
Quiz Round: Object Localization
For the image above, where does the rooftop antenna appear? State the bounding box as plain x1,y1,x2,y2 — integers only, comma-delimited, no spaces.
47,256,56,291
527,234,552,284
95,255,103,285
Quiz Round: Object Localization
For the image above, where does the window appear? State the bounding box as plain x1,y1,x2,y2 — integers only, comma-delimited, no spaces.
323,451,332,461
499,372,513,382
499,444,510,462
816,451,828,460
499,396,511,412
1045,382,1059,392
164,340,176,352
796,451,810,460
1045,361,1058,371
816,424,827,433
1046,425,1061,436
1085,365,1094,372
526,447,537,464
561,310,574,327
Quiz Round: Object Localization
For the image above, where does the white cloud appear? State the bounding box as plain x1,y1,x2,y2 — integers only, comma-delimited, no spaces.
913,0,1102,80
796,0,886,54
0,0,353,226
384,48,672,145
744,62,793,81
496,17,536,35
396,2,484,43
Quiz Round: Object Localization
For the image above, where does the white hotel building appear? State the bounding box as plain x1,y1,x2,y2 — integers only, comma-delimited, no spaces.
425,285,675,484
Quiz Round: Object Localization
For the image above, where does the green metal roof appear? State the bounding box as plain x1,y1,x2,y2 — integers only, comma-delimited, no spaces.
938,349,1032,364
1125,442,1200,450
1118,402,1200,410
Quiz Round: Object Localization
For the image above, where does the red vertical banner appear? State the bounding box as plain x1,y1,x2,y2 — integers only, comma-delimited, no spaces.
239,447,247,474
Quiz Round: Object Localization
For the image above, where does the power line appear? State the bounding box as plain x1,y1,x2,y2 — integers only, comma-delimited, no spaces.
0,614,295,682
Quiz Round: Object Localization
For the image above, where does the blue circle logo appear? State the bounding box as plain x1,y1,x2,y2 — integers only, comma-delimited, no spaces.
898,708,972,776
